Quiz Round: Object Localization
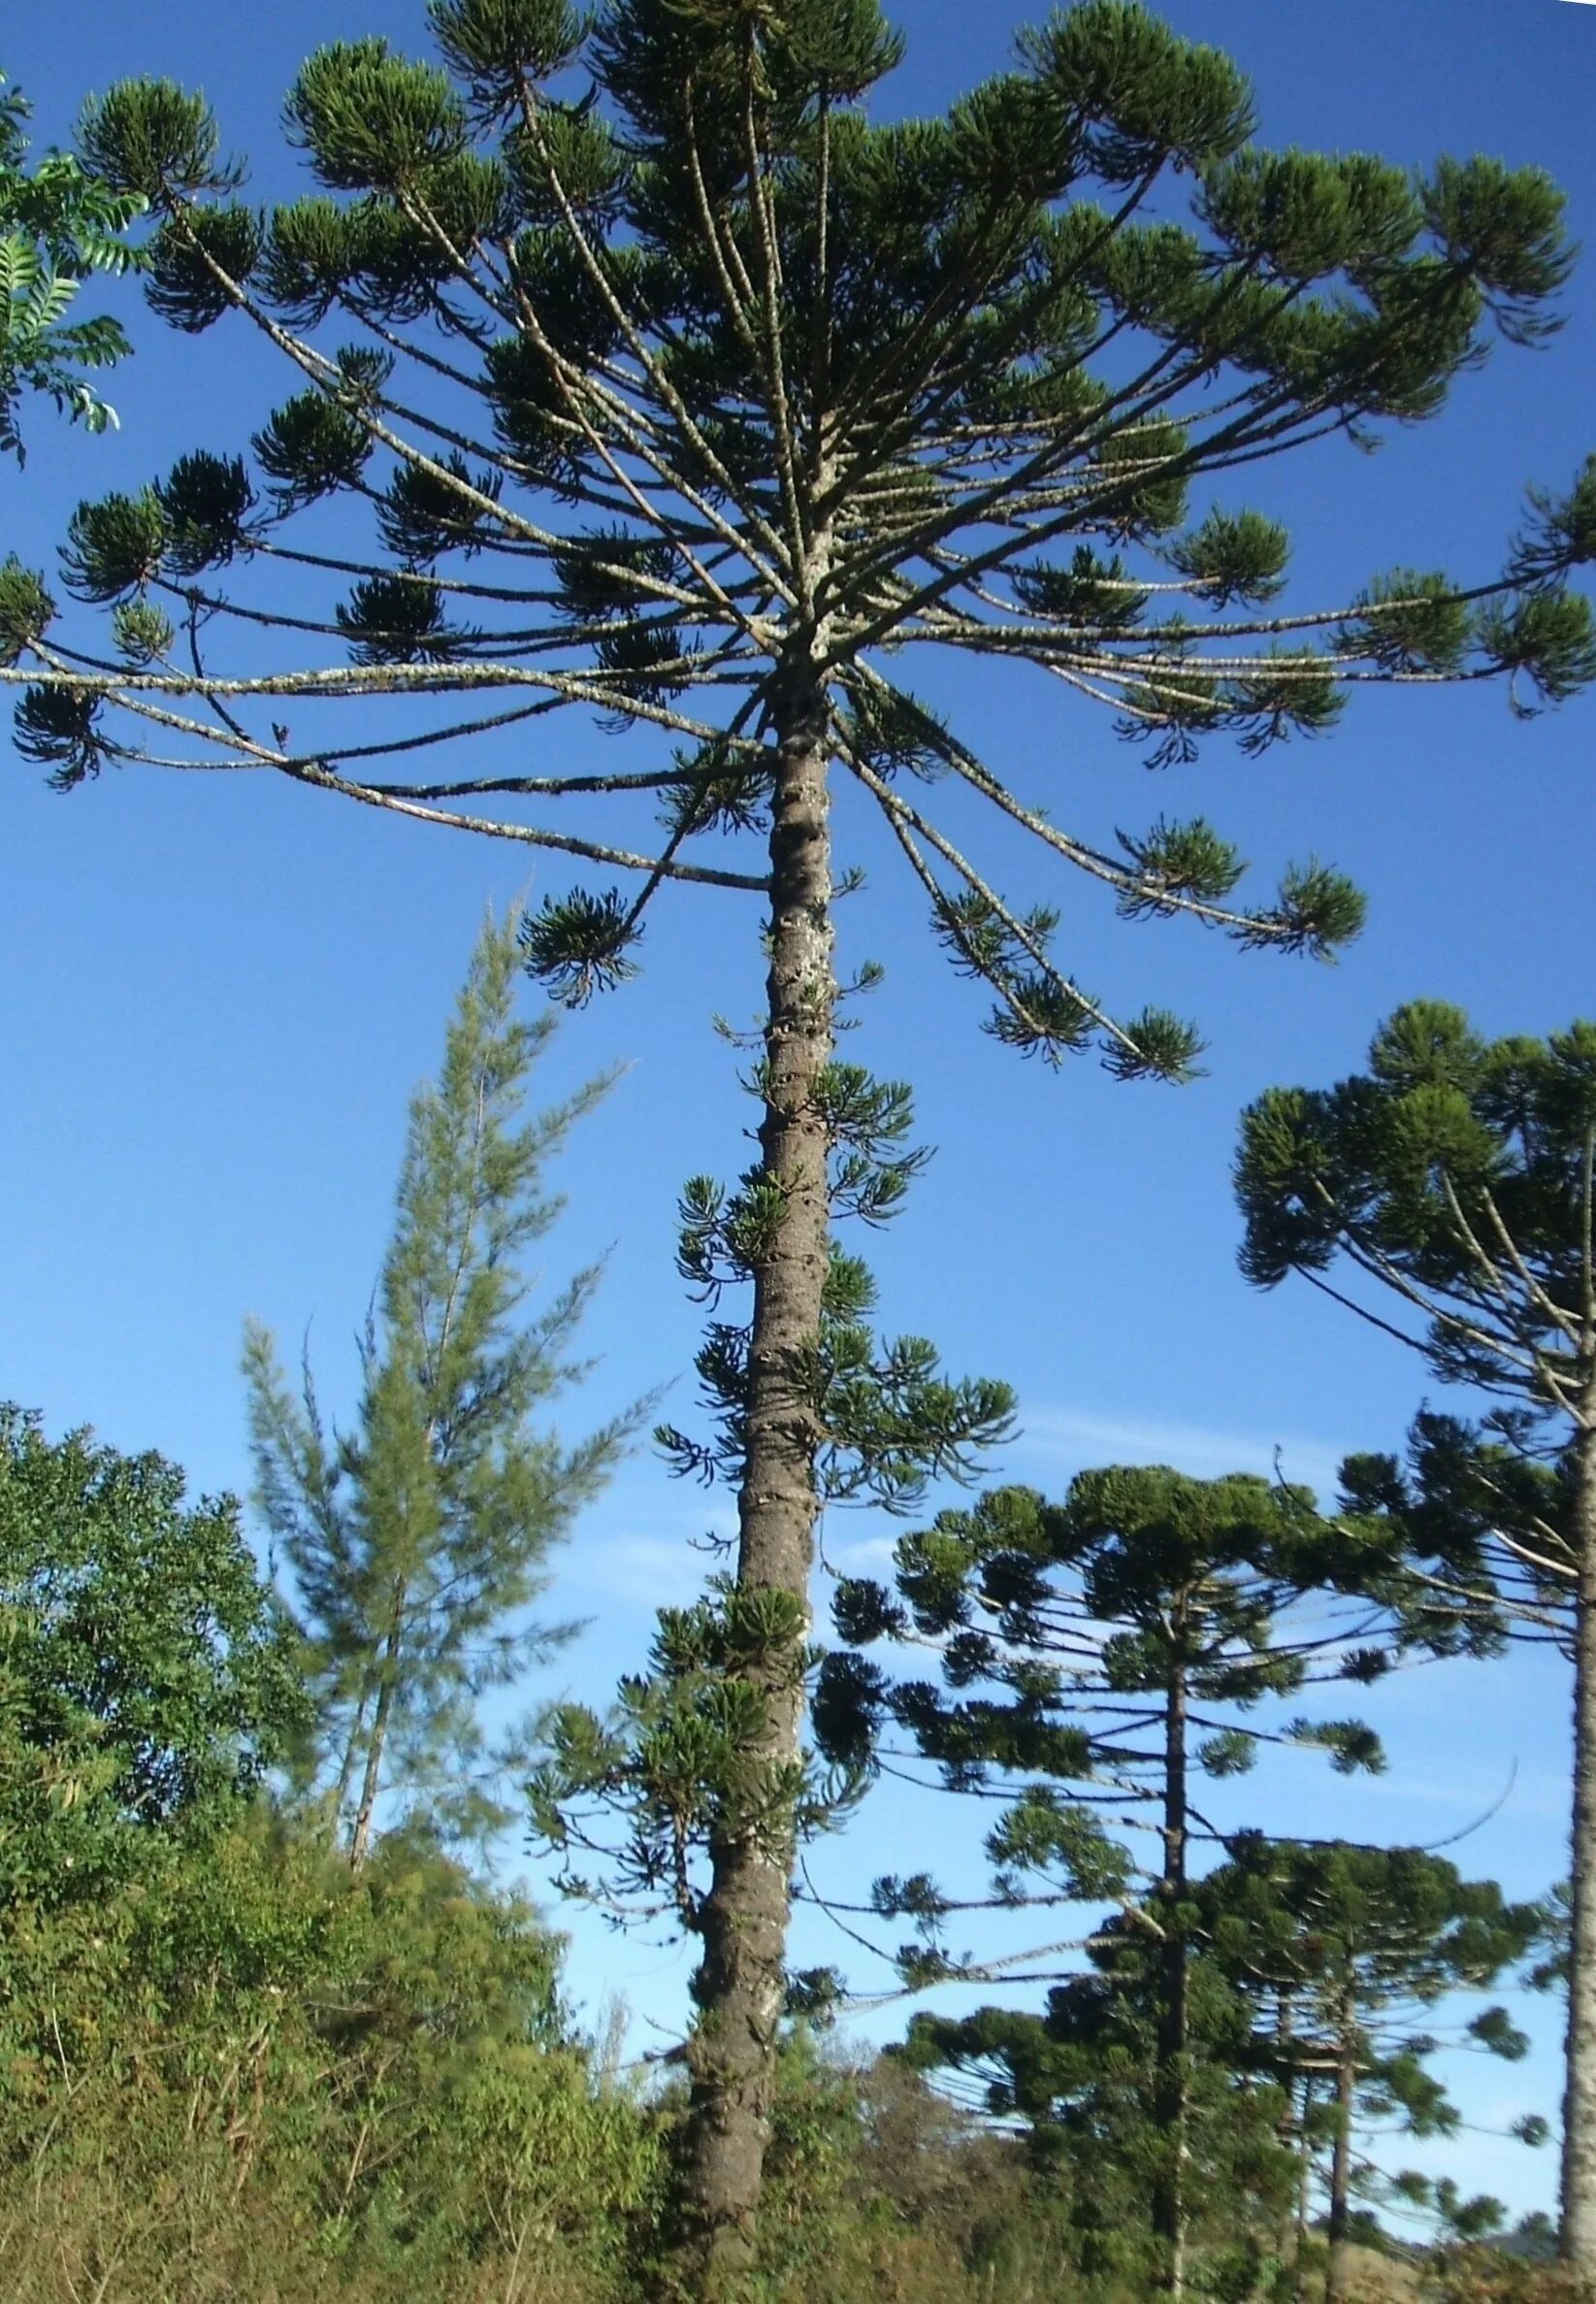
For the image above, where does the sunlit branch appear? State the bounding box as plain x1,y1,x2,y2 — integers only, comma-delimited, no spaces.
835,726,1144,1064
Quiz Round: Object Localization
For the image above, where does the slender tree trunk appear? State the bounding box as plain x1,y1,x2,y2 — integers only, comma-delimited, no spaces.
1560,1411,1596,2269
1275,1992,1301,2289
1295,2075,1315,2303
329,1686,371,1845
1154,1649,1191,2297
1324,1990,1357,2304
347,1609,404,1873
676,659,834,2286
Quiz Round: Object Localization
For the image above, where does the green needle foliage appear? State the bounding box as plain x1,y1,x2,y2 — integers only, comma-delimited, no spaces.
818,1467,1404,2293
654,1062,1017,1510
244,910,634,1867
16,2,1596,2262
1236,1003,1596,2270
1199,1840,1546,2303
897,1916,1301,2302
21,21,1596,1023
526,1060,1012,2088
0,76,143,462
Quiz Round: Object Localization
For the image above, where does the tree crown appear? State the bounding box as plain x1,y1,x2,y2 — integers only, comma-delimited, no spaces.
3,2,1587,1066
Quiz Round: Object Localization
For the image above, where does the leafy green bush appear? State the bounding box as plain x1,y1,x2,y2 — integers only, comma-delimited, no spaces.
1,1819,661,2302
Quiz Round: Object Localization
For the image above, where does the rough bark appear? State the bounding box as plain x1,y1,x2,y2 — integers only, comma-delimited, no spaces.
1324,1989,1357,2304
676,658,834,2286
1561,1413,1596,2269
1153,1644,1191,2297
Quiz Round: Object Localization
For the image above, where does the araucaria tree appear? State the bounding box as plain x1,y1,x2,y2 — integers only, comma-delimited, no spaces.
245,909,630,1865
9,0,1595,2264
1236,1003,1596,2269
1200,1840,1543,2304
818,1468,1401,2292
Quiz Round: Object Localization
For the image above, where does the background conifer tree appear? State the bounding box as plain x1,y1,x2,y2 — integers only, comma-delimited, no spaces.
11,0,1595,2264
818,1467,1403,2292
1237,1002,1596,2270
896,1911,1297,2300
1199,1840,1545,2304
245,909,632,1865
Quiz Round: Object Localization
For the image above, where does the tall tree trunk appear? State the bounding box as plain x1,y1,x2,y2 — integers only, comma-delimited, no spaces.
676,660,834,2285
1324,1989,1357,2304
1154,1648,1191,2296
1561,1411,1596,2268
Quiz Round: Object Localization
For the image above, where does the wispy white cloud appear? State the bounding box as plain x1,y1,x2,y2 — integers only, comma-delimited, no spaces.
822,1531,900,1577
564,1515,736,1614
1013,1404,1349,1500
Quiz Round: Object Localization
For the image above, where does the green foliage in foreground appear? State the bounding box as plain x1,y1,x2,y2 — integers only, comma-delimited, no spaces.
1,1814,666,2304
0,76,142,460
9,1398,1557,2304
0,1403,309,1962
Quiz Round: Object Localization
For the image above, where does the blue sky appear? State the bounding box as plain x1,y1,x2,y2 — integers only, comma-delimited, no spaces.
5,0,1595,2225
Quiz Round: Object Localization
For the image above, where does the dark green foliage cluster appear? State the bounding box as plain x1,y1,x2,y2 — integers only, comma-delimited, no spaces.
0,1406,307,1849
655,1068,1014,1508
898,1925,1308,2298
819,1468,1399,1924
5,0,1587,1070
529,1059,1014,1935
1238,1002,1596,1400
805,1461,1564,2288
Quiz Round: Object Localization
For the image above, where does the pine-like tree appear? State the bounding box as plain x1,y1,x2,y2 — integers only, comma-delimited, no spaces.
245,909,632,1865
1236,1003,1596,2269
13,3,1596,2263
896,1918,1295,2300
1199,1839,1544,2304
818,1467,1403,2292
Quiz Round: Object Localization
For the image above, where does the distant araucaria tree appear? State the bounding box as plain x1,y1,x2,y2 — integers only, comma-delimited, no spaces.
817,1467,1404,2293
1237,1003,1596,2271
7,0,1595,2268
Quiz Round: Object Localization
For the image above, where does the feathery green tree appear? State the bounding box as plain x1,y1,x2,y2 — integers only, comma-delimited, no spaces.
1199,1840,1545,2304
0,76,142,461
245,910,632,1866
818,1467,1403,2291
1237,1004,1596,2270
14,1,1596,2262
